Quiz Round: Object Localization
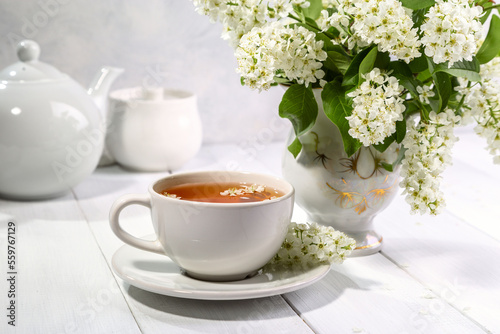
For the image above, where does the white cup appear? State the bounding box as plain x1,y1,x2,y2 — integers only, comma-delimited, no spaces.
106,87,202,172
109,171,294,281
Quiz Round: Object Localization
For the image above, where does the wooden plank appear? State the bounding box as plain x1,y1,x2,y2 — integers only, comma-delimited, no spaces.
373,127,500,333
72,161,315,334
118,290,314,334
0,195,140,334
287,206,486,333
286,255,486,334
441,139,500,240
377,192,500,333
441,162,500,240
453,126,499,180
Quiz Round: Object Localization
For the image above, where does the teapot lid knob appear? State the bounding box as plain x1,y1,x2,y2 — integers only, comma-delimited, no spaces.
17,40,40,62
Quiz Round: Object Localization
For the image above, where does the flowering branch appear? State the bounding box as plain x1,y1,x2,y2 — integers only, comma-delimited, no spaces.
192,0,500,215
482,3,500,11
264,222,356,269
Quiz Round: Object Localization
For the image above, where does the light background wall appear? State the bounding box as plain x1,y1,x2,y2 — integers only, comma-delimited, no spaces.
0,0,289,144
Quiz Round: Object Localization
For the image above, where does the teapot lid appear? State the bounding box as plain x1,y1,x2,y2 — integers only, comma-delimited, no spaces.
0,40,68,82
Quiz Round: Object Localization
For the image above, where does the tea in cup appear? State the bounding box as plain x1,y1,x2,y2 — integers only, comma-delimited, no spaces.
109,171,294,281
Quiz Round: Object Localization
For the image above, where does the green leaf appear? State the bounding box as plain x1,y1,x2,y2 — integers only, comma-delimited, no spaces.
304,16,320,29
279,84,318,137
359,47,378,78
416,68,432,82
374,135,395,153
287,137,303,158
315,32,336,51
290,22,316,33
319,26,341,47
394,120,406,144
294,6,306,23
324,49,351,75
322,79,362,156
433,71,452,111
412,8,429,29
448,76,462,105
327,44,350,59
431,58,481,82
375,114,407,153
343,46,376,87
388,61,420,97
408,55,428,73
480,3,494,25
323,56,342,75
374,51,390,71
302,0,323,20
273,76,292,84
279,85,319,157
476,15,500,64
382,146,408,172
393,146,407,166
399,0,435,10
403,100,420,117
381,162,394,172
427,95,441,114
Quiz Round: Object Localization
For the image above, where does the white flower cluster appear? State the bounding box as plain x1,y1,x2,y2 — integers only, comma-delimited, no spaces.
235,21,327,91
420,0,482,66
477,57,500,79
417,85,435,105
220,184,265,196
456,58,500,164
400,109,460,215
346,68,405,146
320,0,421,63
266,222,356,269
191,0,294,48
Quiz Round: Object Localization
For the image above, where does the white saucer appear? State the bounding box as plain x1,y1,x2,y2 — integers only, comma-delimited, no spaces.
111,240,331,300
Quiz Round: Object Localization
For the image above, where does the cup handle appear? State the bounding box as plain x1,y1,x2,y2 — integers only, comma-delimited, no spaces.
109,194,164,255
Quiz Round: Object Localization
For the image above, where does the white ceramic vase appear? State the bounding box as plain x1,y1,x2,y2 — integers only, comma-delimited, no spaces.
282,89,400,256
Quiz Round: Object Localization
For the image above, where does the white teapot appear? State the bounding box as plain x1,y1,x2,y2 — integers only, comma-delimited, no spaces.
0,40,123,200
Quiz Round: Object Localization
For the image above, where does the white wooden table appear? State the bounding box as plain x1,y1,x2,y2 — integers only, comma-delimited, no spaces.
1,127,499,334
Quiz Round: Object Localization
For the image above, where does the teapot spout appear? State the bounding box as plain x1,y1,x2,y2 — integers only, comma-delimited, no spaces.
87,66,124,114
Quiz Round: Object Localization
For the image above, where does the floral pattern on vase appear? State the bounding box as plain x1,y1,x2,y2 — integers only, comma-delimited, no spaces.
282,89,400,256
